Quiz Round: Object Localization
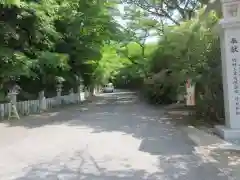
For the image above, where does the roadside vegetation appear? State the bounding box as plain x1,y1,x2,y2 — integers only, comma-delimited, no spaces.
0,0,223,123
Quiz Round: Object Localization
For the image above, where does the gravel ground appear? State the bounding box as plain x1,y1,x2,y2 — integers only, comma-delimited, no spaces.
0,92,234,179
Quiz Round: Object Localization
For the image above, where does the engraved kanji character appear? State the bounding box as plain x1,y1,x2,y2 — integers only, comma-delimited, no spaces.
231,45,239,53
231,38,238,44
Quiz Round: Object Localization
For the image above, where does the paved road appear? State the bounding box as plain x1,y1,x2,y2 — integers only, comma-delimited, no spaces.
0,92,232,179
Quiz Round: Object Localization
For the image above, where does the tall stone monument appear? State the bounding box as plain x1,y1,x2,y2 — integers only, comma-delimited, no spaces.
215,0,240,140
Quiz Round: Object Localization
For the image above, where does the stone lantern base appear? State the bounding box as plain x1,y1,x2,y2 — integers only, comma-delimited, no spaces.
215,125,240,140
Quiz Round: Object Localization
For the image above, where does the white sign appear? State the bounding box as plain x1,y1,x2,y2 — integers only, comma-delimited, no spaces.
186,79,195,106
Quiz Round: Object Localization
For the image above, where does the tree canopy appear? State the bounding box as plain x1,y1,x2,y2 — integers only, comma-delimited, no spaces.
0,0,125,96
0,0,226,123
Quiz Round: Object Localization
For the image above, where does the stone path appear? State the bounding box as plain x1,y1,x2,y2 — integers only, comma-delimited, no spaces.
0,92,235,179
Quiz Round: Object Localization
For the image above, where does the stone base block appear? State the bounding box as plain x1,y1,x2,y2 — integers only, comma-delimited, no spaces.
215,125,240,140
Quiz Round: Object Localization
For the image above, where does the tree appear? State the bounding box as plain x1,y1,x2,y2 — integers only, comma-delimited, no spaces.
121,0,202,25
93,43,129,86
200,0,221,19
0,0,124,99
0,0,66,88
117,5,161,63
145,9,223,120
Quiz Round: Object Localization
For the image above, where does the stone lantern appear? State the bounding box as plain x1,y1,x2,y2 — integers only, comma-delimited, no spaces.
7,84,21,120
8,84,20,105
55,76,65,105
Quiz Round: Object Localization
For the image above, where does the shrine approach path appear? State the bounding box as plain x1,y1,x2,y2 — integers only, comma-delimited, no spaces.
0,91,232,179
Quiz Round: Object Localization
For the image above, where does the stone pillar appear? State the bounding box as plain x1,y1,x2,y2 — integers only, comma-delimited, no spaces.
215,0,240,140
56,83,62,105
69,88,74,103
97,85,102,93
77,85,81,102
8,86,20,120
77,84,85,102
39,90,46,112
76,76,84,102
84,87,89,99
0,104,4,120
185,79,195,106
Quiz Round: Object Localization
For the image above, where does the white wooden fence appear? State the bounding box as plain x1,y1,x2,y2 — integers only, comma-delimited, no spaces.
0,92,87,120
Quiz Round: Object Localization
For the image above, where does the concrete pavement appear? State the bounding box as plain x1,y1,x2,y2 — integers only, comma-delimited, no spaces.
0,92,236,179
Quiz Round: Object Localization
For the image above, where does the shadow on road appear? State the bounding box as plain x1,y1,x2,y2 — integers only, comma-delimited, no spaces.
15,153,163,180
0,91,236,180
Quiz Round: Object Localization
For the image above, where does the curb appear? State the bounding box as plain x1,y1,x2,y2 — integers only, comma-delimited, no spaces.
164,110,194,116
182,126,240,152
182,126,240,179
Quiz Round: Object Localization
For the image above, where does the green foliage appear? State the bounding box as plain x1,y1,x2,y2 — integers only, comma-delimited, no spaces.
142,70,178,104
0,0,123,98
0,0,225,124
114,42,157,89
143,9,224,122
110,6,160,89
122,0,203,24
93,44,129,85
